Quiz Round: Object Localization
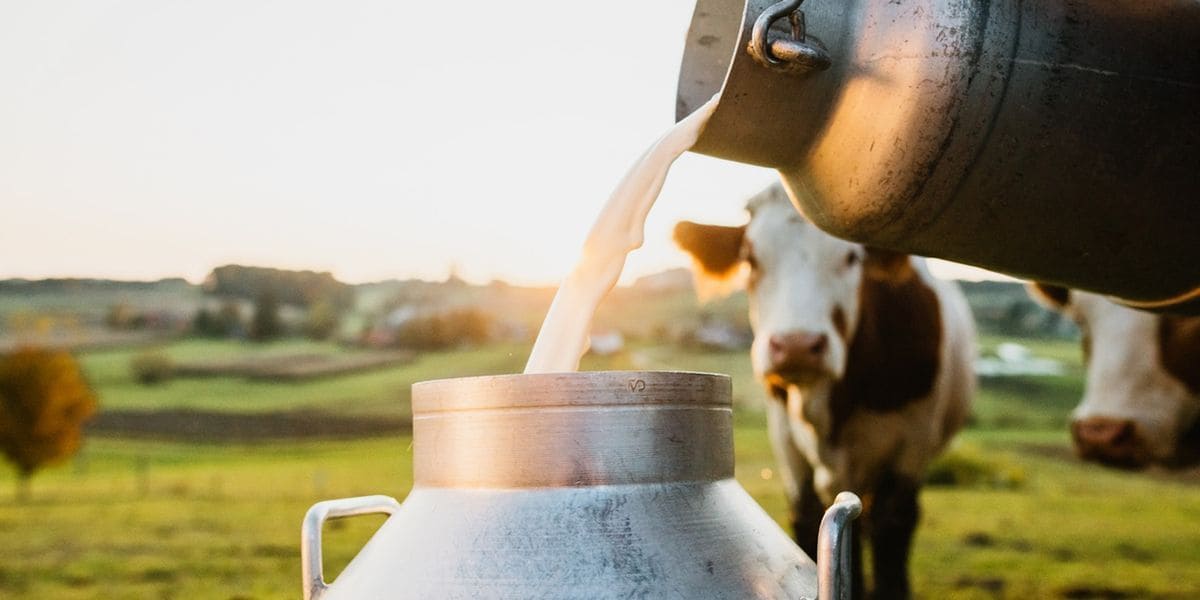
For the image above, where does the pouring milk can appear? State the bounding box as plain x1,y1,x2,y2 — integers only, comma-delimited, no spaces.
677,0,1200,312
301,371,861,599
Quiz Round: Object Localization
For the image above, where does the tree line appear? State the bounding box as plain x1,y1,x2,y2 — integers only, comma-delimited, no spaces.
202,265,353,311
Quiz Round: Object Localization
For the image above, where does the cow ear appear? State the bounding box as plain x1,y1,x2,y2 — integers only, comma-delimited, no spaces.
863,247,915,282
673,221,748,300
1028,282,1072,310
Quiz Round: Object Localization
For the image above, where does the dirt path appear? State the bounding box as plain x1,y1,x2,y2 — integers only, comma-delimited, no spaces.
90,408,411,442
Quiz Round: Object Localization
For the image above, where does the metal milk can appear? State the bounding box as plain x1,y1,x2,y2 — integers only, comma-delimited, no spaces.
301,371,861,599
677,0,1200,312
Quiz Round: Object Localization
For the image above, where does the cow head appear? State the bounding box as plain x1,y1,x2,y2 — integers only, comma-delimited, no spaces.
674,185,879,395
1031,283,1200,469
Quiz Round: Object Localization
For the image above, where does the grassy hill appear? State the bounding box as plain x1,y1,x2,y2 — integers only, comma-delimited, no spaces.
1,273,1195,599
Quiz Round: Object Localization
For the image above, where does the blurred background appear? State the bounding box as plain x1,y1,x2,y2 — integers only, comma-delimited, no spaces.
1,2,1198,599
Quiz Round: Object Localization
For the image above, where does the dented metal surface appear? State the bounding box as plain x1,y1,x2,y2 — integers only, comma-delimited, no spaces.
678,0,1200,312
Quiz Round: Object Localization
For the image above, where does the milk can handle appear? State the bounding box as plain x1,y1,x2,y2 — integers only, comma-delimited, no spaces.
816,491,863,600
301,495,402,600
749,0,832,73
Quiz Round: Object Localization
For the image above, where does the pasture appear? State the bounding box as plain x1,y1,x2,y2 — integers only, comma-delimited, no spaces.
2,336,1199,598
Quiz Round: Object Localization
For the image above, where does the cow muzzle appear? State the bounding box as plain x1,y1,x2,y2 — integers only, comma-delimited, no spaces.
1071,416,1151,469
765,330,832,386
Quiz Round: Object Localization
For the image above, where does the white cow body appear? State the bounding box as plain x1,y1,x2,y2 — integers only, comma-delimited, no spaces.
674,184,975,599
771,264,975,504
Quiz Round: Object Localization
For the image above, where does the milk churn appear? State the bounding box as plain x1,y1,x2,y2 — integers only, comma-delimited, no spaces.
677,0,1200,312
300,371,861,599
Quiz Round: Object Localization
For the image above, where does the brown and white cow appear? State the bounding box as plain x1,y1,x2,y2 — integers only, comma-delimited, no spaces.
1030,284,1200,469
673,184,975,599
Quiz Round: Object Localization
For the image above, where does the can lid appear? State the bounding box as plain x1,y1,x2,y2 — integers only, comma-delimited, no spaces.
412,371,735,488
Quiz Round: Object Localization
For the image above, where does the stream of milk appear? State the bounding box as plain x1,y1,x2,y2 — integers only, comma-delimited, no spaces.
524,96,719,374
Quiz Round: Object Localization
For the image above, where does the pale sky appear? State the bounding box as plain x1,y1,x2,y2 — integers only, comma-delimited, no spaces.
0,1,1003,285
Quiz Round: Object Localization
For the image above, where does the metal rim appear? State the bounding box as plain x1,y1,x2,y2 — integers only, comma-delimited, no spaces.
412,370,731,414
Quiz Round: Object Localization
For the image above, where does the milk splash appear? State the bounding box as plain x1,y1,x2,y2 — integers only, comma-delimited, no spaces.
524,96,719,374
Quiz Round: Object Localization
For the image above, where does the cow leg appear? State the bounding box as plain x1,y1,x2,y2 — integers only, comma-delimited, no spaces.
766,397,820,555
867,475,919,600
793,471,826,559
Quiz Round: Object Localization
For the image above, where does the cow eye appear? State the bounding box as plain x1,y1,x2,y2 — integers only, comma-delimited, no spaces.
845,251,860,267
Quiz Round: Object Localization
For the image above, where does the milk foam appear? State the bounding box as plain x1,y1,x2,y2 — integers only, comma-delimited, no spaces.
524,96,719,374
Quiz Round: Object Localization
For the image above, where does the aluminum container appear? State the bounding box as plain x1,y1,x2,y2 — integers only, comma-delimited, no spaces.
301,371,860,599
677,0,1200,312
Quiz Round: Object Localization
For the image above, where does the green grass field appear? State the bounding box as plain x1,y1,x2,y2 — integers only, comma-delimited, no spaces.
2,336,1199,599
80,340,534,416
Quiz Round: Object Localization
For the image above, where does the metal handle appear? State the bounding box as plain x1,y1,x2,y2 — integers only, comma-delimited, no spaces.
817,491,863,600
749,0,832,74
301,495,402,600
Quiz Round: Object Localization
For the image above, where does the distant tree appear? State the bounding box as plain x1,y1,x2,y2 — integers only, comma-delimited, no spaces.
192,302,245,338
105,303,141,330
129,351,174,385
217,301,245,338
304,299,341,341
0,348,98,501
203,265,353,311
453,308,491,345
250,293,283,342
444,264,467,288
191,307,218,337
393,307,492,350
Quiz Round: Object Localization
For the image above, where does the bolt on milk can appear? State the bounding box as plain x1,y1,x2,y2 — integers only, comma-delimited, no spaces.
301,371,860,599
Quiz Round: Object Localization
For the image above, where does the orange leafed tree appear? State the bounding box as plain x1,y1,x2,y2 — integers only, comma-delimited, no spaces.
0,347,98,501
